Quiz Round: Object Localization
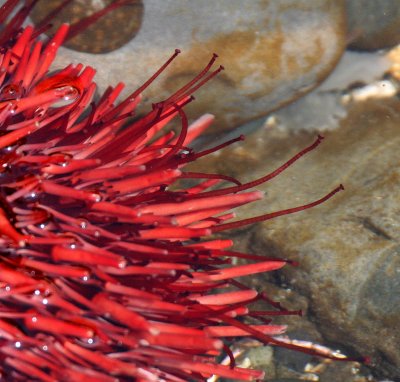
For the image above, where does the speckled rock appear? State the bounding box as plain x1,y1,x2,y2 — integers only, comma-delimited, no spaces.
346,0,400,51
31,0,144,53
189,97,400,381
47,0,347,132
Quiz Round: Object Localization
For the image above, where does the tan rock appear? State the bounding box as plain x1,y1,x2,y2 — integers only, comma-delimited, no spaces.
190,97,400,380
47,0,347,132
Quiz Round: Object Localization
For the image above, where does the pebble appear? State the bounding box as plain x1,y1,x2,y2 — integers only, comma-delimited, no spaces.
31,0,144,53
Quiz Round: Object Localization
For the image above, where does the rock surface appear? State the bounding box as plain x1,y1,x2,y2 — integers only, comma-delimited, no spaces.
189,97,400,381
346,0,400,51
46,0,347,132
265,51,392,132
31,0,144,53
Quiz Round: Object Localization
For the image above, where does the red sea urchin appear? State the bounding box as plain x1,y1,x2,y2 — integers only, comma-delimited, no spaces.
0,1,358,381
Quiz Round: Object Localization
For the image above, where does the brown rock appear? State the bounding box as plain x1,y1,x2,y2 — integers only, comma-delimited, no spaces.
47,0,347,132
31,0,144,54
189,97,400,380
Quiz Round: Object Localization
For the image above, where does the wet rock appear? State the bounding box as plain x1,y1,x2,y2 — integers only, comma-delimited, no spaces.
387,45,400,81
222,280,370,381
48,0,347,132
265,51,391,132
245,346,275,377
233,345,276,381
190,97,400,381
265,380,304,382
346,0,400,51
31,0,144,53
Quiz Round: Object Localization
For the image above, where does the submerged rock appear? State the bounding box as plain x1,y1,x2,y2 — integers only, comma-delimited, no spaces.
48,0,347,132
346,0,400,51
31,0,144,53
190,97,400,381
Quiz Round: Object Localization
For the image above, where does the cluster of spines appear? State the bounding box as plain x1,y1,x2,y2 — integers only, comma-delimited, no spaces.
0,1,361,381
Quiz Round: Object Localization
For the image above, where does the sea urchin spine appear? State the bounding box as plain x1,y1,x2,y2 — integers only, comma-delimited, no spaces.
0,1,356,381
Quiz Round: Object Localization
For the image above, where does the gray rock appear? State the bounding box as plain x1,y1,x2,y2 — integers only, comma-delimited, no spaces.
48,0,347,132
189,97,400,381
267,51,391,132
346,0,400,50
